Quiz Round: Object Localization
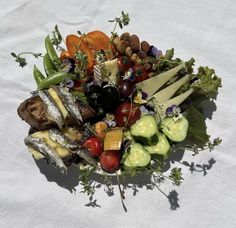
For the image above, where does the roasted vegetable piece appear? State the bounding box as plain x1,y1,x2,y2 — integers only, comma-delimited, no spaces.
17,90,96,131
66,31,113,71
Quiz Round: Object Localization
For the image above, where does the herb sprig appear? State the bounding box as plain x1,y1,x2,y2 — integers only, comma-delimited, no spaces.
51,25,64,50
109,11,130,36
11,52,42,67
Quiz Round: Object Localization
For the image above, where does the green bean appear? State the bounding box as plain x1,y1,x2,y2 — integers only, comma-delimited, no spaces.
37,71,77,90
45,35,61,69
33,65,45,86
43,53,57,76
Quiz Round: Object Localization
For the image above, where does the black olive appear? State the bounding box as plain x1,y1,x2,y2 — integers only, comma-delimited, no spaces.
101,86,120,112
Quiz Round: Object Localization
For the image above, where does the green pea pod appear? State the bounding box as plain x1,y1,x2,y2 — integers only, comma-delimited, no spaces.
45,35,61,69
33,65,46,86
43,53,57,76
37,71,77,90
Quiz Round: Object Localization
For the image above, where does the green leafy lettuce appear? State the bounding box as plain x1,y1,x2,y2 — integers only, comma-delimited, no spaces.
191,66,222,98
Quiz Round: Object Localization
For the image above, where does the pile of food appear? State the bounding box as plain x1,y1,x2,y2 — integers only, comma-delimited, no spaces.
14,13,222,194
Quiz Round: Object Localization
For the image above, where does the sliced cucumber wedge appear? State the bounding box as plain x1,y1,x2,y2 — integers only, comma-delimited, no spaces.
131,115,158,146
123,143,151,167
160,116,189,142
144,133,170,159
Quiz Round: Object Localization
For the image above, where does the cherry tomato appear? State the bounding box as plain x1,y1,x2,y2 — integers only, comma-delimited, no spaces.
133,65,149,83
95,121,108,139
82,136,103,157
99,150,121,172
114,102,141,127
117,56,133,75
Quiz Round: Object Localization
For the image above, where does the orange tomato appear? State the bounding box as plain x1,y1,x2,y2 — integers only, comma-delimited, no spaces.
95,121,108,139
60,50,72,60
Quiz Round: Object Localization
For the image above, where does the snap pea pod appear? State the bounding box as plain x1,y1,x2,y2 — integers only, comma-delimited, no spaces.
33,65,46,86
43,53,57,76
37,71,77,90
45,35,61,69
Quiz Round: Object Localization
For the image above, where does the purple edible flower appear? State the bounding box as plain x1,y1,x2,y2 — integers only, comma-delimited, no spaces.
62,78,74,88
165,105,181,117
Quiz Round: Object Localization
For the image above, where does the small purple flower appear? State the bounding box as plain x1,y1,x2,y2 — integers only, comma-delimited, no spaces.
62,78,74,88
166,106,173,117
149,46,163,57
165,105,181,117
149,46,159,57
141,91,148,100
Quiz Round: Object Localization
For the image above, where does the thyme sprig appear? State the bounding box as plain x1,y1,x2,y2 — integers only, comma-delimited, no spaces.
51,25,64,50
109,11,130,36
11,52,42,67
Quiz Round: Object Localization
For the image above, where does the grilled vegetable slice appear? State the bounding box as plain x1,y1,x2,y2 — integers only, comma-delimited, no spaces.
144,133,170,159
17,89,96,131
123,143,151,167
130,115,158,146
160,116,189,142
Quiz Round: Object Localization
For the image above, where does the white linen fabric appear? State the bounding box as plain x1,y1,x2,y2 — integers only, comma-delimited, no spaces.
0,0,236,227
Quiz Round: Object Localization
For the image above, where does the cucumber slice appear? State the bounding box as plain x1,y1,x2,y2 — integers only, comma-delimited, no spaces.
144,133,170,159
131,115,158,146
123,143,151,167
160,116,189,142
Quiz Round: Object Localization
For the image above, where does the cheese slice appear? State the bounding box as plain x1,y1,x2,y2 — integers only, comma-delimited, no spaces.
104,128,123,150
48,88,68,119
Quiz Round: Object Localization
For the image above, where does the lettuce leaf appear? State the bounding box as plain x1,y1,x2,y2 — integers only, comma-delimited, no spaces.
183,106,210,148
191,66,222,99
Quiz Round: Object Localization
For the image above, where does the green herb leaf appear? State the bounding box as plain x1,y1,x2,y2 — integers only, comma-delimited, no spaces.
169,167,183,186
51,25,63,50
184,106,209,148
165,48,174,60
77,30,83,35
11,52,17,58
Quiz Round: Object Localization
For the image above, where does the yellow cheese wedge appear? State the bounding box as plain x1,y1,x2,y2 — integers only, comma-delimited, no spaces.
104,128,123,150
48,88,68,119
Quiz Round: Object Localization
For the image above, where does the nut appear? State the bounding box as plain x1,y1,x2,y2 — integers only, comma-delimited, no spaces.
141,41,150,54
125,46,132,57
131,53,141,63
137,50,147,59
130,34,140,52
113,36,120,47
120,32,131,44
116,40,128,54
143,63,152,71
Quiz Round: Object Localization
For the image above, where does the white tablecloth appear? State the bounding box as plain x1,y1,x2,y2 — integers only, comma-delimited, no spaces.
1,0,236,227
